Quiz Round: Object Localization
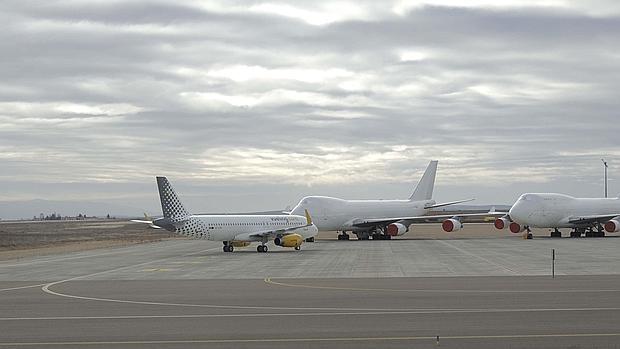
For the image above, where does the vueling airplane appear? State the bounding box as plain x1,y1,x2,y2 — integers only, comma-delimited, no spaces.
133,177,318,253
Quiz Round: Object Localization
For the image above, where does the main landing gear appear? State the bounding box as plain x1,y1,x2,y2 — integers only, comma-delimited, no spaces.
569,226,605,238
337,232,350,240
550,228,562,238
223,241,234,253
257,244,268,253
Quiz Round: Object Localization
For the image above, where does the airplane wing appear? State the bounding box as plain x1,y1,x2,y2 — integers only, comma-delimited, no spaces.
424,198,475,209
351,211,508,228
237,210,314,240
567,214,620,225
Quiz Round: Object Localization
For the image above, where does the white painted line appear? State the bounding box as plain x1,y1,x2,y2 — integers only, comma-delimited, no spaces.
2,305,620,321
0,283,46,292
1,333,620,346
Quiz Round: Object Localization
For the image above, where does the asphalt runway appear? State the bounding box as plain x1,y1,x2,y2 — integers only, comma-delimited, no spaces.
2,236,620,348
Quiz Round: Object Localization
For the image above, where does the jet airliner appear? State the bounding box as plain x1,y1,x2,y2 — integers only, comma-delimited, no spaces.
290,161,505,240
134,177,318,252
495,193,620,238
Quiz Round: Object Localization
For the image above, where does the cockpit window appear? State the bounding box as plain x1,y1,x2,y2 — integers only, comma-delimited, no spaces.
519,194,539,202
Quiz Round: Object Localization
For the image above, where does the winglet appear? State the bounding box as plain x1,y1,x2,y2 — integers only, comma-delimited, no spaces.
304,209,313,225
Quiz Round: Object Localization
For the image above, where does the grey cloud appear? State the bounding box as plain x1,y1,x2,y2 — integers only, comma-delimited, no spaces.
1,1,619,217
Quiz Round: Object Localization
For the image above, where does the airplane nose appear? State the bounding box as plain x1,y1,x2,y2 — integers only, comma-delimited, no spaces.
509,201,527,223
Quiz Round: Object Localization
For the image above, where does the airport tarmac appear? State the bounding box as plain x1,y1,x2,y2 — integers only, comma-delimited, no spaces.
2,234,620,348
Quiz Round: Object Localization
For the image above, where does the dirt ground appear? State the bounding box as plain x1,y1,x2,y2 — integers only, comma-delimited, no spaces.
0,220,175,261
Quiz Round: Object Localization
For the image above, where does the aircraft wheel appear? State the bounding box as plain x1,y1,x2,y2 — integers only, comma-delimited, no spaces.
337,235,343,240
223,245,228,252
526,233,533,239
305,237,314,242
295,246,301,251
344,234,350,240
263,245,268,252
257,245,263,253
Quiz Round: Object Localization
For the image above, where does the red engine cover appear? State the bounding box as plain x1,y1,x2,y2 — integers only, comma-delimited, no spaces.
442,219,455,232
605,220,618,233
494,218,506,230
509,222,523,233
386,224,399,236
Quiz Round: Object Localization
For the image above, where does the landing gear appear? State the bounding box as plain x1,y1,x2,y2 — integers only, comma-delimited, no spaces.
355,232,370,240
595,224,605,237
257,244,268,253
305,237,315,242
550,229,562,238
372,233,391,240
294,246,301,251
337,232,350,240
223,243,234,252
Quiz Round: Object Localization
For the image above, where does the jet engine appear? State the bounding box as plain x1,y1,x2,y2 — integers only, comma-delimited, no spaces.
386,222,408,236
274,234,304,248
509,222,526,233
605,220,620,233
494,217,510,230
442,219,463,232
231,241,251,247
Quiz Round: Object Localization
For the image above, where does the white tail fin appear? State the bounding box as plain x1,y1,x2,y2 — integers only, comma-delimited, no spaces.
409,160,438,201
156,176,190,222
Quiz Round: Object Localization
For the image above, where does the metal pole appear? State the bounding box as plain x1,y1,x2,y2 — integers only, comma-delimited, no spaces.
552,249,555,278
602,159,608,198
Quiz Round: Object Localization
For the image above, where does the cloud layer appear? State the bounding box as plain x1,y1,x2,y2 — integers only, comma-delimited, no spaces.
1,0,619,215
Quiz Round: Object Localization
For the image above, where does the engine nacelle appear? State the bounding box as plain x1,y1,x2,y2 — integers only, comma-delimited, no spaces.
231,241,251,247
274,234,304,248
386,222,408,236
442,219,463,232
494,217,510,230
509,222,526,233
605,220,620,233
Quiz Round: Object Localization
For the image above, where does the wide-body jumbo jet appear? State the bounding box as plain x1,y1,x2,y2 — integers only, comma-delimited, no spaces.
495,193,620,238
289,160,505,240
133,177,318,252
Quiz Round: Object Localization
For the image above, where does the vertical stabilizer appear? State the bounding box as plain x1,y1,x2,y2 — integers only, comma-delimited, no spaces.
156,176,190,221
409,160,438,201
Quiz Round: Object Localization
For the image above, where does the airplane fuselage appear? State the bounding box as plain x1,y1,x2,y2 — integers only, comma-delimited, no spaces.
509,193,620,228
290,196,432,231
157,214,317,242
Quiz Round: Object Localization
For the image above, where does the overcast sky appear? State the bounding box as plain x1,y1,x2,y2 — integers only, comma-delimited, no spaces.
1,0,619,216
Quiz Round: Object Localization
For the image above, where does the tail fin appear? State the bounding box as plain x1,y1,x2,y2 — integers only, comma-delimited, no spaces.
409,160,438,201
156,176,190,221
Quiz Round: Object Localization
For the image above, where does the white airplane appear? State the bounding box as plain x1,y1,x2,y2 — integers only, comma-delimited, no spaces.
133,176,318,253
495,193,620,238
289,160,504,240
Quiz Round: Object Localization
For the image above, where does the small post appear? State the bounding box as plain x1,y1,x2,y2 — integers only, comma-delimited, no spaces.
602,159,608,198
552,249,555,278
436,335,440,346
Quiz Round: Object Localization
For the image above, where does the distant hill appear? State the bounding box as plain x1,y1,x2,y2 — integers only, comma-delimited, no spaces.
0,199,146,220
